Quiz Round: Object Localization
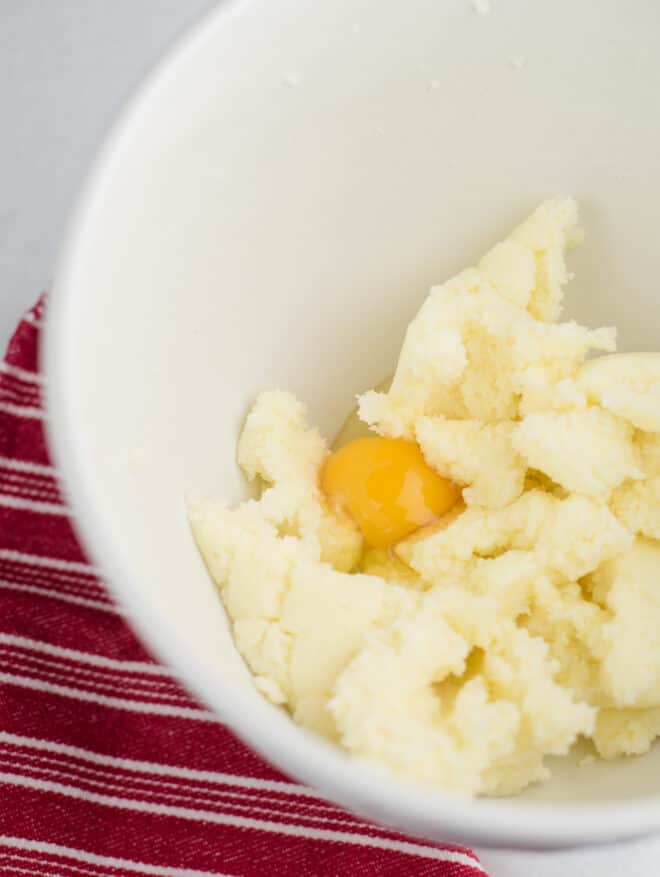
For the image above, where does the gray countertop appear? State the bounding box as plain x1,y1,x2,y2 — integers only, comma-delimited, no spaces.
0,0,215,351
1,3,658,874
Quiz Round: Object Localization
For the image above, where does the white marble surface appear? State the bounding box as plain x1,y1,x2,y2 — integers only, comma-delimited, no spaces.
1,3,658,873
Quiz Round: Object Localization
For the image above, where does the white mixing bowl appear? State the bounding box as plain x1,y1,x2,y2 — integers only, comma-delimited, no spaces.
45,0,660,849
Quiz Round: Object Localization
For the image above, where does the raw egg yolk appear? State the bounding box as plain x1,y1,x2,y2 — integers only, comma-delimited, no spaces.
321,436,460,548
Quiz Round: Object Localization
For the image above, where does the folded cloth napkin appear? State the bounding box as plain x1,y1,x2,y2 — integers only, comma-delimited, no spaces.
0,299,486,877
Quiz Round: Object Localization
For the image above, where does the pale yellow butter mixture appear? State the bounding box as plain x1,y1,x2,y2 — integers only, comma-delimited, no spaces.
190,198,660,796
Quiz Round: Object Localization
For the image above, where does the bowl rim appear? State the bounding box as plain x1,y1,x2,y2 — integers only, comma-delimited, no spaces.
43,0,660,850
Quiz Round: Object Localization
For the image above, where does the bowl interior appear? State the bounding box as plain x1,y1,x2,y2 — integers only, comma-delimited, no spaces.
48,0,660,847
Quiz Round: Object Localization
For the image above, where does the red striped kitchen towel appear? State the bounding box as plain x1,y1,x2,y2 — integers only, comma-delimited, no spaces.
0,298,486,877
